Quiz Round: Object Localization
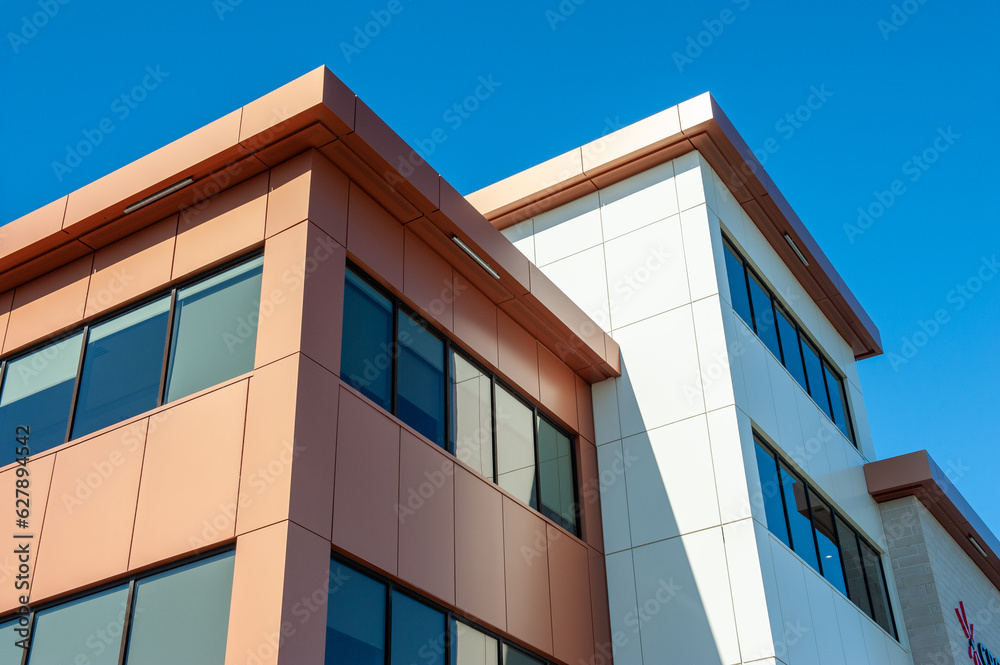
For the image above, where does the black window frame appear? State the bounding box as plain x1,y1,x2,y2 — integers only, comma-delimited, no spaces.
329,552,556,665
342,262,581,537
753,434,897,639
0,251,264,466
722,236,856,446
0,546,235,665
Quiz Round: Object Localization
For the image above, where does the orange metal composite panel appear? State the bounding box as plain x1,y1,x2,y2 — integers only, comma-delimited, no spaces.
397,429,456,605
454,466,507,631
31,421,147,601
497,310,540,400
452,272,499,369
129,380,249,570
0,289,12,352
3,254,92,354
577,440,604,553
589,547,613,662
537,342,579,432
332,386,400,576
0,196,68,266
575,375,596,445
403,228,456,333
346,181,405,292
546,524,595,665
264,149,350,243
502,496,554,655
0,454,54,614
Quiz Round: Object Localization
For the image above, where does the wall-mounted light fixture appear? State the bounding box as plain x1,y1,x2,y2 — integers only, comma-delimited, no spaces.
784,233,810,267
969,535,989,558
124,177,194,214
452,235,500,279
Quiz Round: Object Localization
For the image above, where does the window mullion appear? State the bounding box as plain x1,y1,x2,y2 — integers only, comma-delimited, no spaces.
532,406,542,512
64,325,90,443
490,374,499,484
773,454,794,551
443,340,451,454
157,289,178,406
742,261,757,332
391,301,399,417
805,488,824,577
116,578,138,665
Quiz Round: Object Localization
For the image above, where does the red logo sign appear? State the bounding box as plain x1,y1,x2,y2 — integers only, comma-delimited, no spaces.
957,601,984,665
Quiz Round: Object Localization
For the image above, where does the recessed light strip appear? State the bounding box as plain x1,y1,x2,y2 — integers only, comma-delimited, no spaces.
969,535,989,558
452,235,500,280
784,233,810,267
123,177,195,214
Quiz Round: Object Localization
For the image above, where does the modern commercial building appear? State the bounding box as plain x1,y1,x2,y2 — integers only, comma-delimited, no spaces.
0,65,995,665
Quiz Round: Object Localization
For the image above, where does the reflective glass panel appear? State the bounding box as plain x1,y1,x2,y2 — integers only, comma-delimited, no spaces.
341,269,394,410
326,561,386,665
538,417,577,534
0,618,24,664
450,352,494,479
862,543,895,637
809,490,847,596
165,257,263,402
836,517,871,616
779,463,819,569
776,306,807,389
723,243,752,325
824,363,853,442
0,333,83,463
754,442,790,547
800,339,832,419
27,585,129,665
71,297,170,439
451,620,498,665
397,312,445,447
390,591,445,665
503,645,544,665
124,551,235,664
495,386,536,508
748,273,781,359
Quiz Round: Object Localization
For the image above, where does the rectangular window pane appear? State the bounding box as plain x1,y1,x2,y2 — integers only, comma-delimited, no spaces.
800,339,833,418
397,312,445,447
776,307,807,390
809,490,847,597
341,268,394,410
861,543,895,637
124,551,235,664
824,363,853,443
0,333,83,463
836,517,871,617
723,243,752,325
27,584,129,665
754,442,790,547
0,619,24,664
165,256,263,402
748,273,782,359
538,417,577,534
779,463,819,570
451,619,498,665
326,561,386,665
71,297,170,439
495,385,536,509
503,644,544,665
450,352,494,479
390,591,445,665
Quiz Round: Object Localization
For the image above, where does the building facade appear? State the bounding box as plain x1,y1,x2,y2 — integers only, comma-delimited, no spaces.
1,66,996,665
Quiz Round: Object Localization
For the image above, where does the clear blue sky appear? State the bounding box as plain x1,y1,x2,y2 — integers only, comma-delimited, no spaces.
2,1,998,533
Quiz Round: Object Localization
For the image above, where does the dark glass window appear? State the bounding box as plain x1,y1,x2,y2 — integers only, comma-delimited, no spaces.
723,242,752,325
165,256,263,402
503,645,545,665
748,273,781,360
862,542,895,637
836,517,871,616
124,551,235,664
27,585,129,665
451,620,499,665
450,352,494,479
538,416,577,533
825,363,852,442
776,306,806,389
0,619,22,664
800,338,831,417
495,385,537,509
326,562,387,665
0,333,83,463
809,490,847,597
397,312,446,447
779,463,819,569
391,592,446,665
754,442,790,547
71,297,170,440
341,269,394,410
